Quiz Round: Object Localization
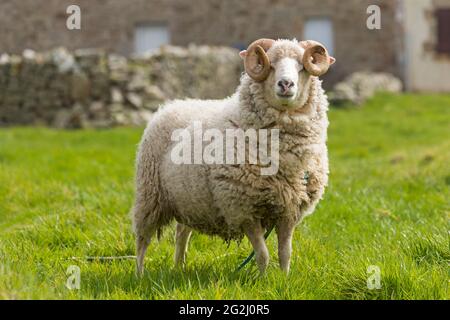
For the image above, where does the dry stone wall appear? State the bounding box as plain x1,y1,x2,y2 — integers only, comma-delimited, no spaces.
0,45,242,128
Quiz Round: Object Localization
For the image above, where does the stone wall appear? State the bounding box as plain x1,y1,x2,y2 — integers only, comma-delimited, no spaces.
329,72,403,105
0,46,242,128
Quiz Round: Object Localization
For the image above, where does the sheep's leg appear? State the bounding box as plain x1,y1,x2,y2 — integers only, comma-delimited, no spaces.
244,222,269,274
174,223,192,267
276,220,295,273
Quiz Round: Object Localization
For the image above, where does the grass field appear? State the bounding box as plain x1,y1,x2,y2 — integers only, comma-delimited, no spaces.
0,93,449,300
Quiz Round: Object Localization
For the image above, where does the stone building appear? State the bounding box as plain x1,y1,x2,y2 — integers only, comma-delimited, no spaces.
0,0,449,91
0,0,172,56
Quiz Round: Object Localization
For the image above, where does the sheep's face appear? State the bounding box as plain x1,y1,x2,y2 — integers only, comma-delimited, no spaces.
241,39,335,110
263,44,312,110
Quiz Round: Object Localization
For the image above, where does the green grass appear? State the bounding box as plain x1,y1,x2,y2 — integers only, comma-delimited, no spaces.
0,93,449,300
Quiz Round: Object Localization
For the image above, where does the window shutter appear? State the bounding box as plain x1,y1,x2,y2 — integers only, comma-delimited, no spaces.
436,9,450,54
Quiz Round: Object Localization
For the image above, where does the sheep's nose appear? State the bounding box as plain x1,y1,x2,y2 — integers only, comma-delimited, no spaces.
277,79,294,92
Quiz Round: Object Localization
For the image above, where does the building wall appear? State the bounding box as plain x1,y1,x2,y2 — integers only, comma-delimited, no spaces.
170,0,404,86
0,0,403,87
0,0,171,56
403,0,450,92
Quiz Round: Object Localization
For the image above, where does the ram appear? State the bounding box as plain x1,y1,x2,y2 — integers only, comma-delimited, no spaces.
132,38,335,275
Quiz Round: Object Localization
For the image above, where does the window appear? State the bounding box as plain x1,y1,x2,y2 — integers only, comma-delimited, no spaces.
303,18,335,56
134,23,169,54
436,9,450,54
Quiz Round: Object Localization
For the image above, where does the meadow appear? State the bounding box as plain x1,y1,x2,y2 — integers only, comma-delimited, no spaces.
0,93,448,299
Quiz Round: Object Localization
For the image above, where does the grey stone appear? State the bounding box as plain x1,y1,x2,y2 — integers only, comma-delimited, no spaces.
111,88,124,104
127,92,144,109
329,72,403,105
71,71,91,101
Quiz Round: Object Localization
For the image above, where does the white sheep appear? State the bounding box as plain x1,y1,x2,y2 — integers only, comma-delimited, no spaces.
132,38,335,275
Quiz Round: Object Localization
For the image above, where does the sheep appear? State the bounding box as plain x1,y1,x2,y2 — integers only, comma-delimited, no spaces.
132,38,336,275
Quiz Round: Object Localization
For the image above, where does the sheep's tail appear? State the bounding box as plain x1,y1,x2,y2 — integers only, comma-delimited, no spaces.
132,159,170,241
132,157,174,275
131,113,181,275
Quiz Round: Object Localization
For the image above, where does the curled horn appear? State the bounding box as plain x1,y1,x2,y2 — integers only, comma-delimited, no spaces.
301,40,332,77
244,38,275,82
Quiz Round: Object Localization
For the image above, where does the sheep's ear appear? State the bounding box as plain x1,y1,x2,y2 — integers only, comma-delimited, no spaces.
329,57,336,65
239,50,247,60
